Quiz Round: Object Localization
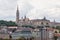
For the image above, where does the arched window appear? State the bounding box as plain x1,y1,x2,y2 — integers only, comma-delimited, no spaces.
46,23,49,25
41,22,43,25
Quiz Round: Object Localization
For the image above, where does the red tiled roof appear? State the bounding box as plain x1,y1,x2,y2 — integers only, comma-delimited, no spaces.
50,22,60,24
54,33,60,37
47,28,54,31
17,27,33,31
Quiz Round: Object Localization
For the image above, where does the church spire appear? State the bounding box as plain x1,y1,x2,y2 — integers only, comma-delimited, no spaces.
43,16,46,20
16,5,19,23
24,15,26,19
54,19,56,23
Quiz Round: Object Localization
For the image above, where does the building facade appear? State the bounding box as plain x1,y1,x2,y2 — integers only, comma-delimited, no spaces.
16,7,60,27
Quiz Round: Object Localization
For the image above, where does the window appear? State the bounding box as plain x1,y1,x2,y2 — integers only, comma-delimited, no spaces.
46,23,49,25
41,22,43,25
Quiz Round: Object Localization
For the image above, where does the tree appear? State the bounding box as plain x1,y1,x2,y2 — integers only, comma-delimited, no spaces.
54,36,58,40
56,26,60,30
22,25,35,29
52,26,56,29
30,37,35,40
45,26,50,27
0,20,17,26
18,37,26,40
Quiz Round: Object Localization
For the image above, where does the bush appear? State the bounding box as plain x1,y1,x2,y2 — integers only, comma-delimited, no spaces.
18,37,26,40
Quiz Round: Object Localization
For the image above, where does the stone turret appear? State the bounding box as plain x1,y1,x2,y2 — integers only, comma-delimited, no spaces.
43,16,46,20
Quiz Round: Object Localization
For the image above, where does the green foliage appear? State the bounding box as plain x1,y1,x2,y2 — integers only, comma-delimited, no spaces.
0,20,17,26
30,37,35,40
45,26,50,27
59,30,60,33
0,37,35,40
0,38,11,40
18,37,26,40
52,26,56,29
56,26,60,30
22,25,35,29
18,37,35,40
54,36,58,40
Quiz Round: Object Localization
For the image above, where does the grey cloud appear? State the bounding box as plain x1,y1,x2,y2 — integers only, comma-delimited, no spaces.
19,2,33,18
0,0,17,21
0,0,60,22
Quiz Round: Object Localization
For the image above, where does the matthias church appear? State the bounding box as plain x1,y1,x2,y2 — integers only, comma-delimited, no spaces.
16,7,60,27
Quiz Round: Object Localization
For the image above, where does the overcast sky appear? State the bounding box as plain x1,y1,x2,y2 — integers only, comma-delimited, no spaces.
0,0,60,22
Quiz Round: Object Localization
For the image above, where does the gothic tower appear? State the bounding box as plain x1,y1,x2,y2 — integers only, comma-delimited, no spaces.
16,6,19,23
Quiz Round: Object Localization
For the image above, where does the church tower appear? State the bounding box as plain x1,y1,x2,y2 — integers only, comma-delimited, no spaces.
16,6,19,23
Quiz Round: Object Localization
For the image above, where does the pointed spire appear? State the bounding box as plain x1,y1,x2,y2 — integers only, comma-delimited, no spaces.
24,15,26,19
17,5,19,14
54,19,56,23
16,5,19,23
43,16,46,20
